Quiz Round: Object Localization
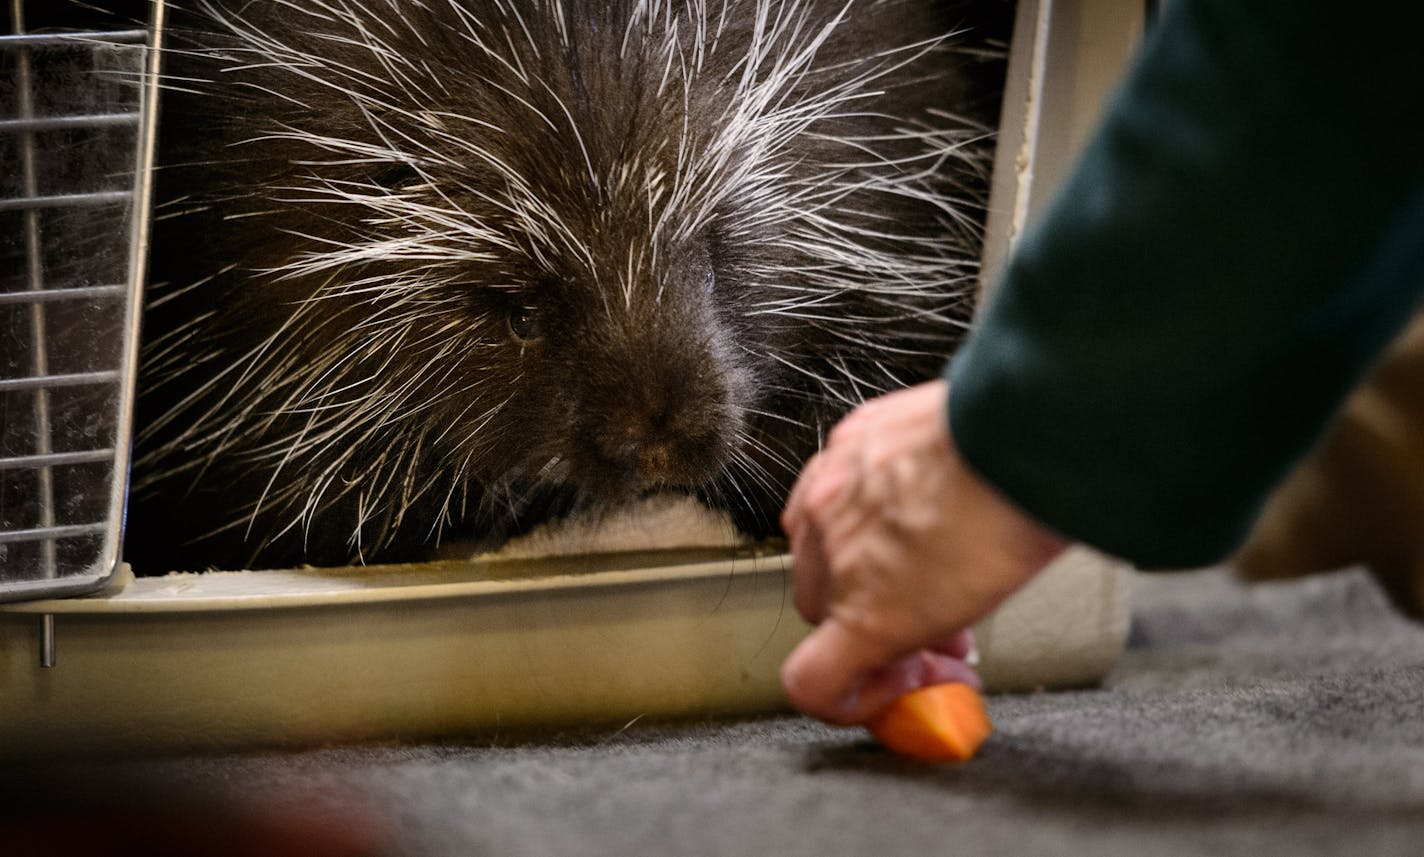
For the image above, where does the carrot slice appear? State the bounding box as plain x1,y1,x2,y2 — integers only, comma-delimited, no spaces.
866,682,992,762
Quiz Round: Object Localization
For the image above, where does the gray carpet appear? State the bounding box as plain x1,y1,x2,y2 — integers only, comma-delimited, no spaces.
6,567,1424,856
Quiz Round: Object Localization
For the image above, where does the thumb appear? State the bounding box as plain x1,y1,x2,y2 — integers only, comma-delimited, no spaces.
781,618,897,725
781,619,984,726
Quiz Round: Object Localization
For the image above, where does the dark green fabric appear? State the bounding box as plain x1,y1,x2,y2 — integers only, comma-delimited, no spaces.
948,0,1424,568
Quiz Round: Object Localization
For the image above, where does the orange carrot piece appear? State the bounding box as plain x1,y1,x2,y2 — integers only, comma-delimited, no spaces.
866,682,992,762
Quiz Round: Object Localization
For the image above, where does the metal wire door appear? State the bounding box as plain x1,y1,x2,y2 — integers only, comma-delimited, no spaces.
0,0,161,608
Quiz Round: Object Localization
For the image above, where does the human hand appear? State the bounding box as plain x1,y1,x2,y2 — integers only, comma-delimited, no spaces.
779,380,1070,725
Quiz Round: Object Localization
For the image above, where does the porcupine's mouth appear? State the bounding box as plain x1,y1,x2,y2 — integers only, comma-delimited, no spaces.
475,465,707,550
567,437,729,502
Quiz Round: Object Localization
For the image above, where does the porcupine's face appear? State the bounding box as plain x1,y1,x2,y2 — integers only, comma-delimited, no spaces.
269,0,776,512
133,0,991,565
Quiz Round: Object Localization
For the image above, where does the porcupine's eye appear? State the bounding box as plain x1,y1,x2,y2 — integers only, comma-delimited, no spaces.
506,303,542,341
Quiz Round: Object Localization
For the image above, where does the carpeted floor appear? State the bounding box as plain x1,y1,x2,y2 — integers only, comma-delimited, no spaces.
6,566,1424,856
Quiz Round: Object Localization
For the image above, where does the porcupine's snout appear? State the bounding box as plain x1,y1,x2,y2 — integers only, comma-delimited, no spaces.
573,323,748,494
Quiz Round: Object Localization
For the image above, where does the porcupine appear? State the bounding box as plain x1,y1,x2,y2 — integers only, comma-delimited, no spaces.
122,0,1007,571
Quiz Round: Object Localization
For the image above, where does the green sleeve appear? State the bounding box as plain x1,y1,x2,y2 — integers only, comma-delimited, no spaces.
946,0,1424,568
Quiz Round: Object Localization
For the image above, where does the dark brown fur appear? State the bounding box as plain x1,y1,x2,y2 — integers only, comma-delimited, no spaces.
124,0,1008,570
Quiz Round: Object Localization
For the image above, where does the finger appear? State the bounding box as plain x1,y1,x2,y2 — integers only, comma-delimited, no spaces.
780,617,906,725
908,649,983,692
784,445,858,540
789,521,830,625
854,649,984,712
928,629,977,663
780,448,824,537
825,400,877,449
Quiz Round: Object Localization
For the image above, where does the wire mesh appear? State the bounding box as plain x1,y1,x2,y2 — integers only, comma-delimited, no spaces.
0,1,158,603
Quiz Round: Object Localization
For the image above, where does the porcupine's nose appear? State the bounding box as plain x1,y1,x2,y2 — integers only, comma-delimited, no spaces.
574,273,751,491
624,428,675,482
580,342,739,490
592,391,725,488
604,431,667,486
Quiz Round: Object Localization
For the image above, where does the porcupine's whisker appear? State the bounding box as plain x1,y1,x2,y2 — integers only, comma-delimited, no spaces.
721,443,791,510
731,430,800,483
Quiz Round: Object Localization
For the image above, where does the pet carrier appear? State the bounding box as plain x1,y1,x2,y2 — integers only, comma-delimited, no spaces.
0,0,1140,755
